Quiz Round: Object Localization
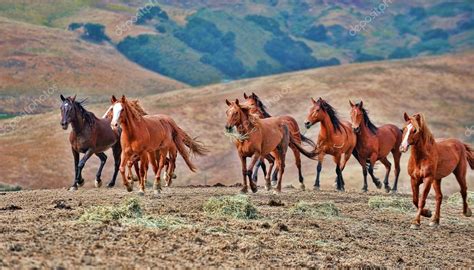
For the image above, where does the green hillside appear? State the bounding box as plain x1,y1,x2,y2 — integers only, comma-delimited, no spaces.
1,0,473,86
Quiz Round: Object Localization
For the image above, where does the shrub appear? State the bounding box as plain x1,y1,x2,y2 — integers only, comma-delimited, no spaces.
68,22,83,31
388,47,412,59
245,15,284,36
290,201,339,217
264,35,318,71
136,5,168,24
368,196,413,212
82,23,110,43
203,195,258,219
354,50,384,62
422,29,449,41
303,24,328,42
0,183,22,192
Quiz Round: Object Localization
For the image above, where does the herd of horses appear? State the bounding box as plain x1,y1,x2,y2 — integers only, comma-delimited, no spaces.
59,92,473,228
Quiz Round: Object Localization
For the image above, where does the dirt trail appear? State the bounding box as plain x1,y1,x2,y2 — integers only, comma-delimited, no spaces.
1,187,472,268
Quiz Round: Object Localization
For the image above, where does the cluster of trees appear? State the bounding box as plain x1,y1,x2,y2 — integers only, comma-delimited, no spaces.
68,22,110,43
136,6,168,24
174,17,245,77
245,15,284,36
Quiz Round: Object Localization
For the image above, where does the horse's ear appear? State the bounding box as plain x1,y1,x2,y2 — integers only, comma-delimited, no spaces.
349,100,355,107
251,92,257,98
311,97,317,105
235,99,239,106
121,95,126,102
60,94,66,102
243,92,248,99
359,100,363,108
225,99,231,106
111,95,117,103
403,112,410,122
71,95,76,102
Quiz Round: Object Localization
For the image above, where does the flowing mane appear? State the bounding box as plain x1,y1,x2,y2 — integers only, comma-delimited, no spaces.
129,100,148,116
357,102,378,134
318,99,342,133
123,99,145,121
240,103,262,128
251,94,272,118
70,97,97,127
411,113,435,146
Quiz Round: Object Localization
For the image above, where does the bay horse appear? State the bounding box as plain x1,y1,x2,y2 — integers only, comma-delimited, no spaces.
110,95,206,195
298,97,357,191
224,99,290,193
349,100,402,193
60,95,121,190
242,92,315,190
103,100,176,186
401,112,473,228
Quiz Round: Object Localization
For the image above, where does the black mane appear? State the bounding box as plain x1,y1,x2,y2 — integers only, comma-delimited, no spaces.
71,98,97,126
251,94,272,118
319,99,342,133
358,102,378,134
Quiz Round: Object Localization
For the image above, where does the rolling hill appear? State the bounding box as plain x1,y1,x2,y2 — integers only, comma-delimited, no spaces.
0,16,185,114
1,52,473,194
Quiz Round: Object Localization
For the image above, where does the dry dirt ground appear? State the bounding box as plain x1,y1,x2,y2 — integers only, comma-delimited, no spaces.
1,186,472,268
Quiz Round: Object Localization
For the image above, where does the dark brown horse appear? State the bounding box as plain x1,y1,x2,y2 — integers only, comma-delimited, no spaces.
60,95,121,190
225,99,290,193
110,95,206,195
349,100,402,193
401,112,473,228
242,92,315,190
296,98,357,191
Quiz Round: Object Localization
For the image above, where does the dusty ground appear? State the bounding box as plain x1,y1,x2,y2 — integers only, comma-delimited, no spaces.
1,186,472,268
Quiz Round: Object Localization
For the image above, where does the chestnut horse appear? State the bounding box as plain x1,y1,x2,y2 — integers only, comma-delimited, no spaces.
349,100,402,193
298,97,357,191
60,95,121,190
103,101,176,186
242,92,315,190
110,95,206,195
224,99,290,193
401,112,473,228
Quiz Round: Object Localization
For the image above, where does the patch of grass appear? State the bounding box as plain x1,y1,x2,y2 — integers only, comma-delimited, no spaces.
290,201,339,218
79,198,187,229
203,195,258,219
447,191,474,206
368,196,413,212
0,183,22,192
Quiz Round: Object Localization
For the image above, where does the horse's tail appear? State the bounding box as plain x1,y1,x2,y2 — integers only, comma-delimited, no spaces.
168,121,208,172
300,133,316,147
465,144,474,170
289,136,318,160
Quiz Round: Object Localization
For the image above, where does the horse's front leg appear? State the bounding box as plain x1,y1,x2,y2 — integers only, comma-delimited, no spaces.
313,153,325,190
70,148,80,190
411,177,433,229
368,153,382,189
357,154,369,192
94,152,107,188
332,154,344,192
239,155,248,194
429,179,443,227
70,149,94,191
247,154,260,193
153,151,167,196
107,142,121,188
119,150,133,192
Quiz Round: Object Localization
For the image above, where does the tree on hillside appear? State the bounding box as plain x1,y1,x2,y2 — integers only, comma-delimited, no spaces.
82,23,110,43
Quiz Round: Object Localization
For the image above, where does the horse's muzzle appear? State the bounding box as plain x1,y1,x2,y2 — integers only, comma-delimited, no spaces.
61,122,68,130
225,125,233,132
304,122,312,129
399,145,409,153
353,126,360,133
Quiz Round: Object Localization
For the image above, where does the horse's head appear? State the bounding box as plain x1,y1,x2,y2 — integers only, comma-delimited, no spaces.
400,112,423,152
225,99,248,132
243,92,266,118
305,97,325,129
110,95,126,129
349,100,363,133
60,94,77,130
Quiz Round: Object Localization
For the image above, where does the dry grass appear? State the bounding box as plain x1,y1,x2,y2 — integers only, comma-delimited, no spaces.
447,191,474,206
368,196,413,213
290,201,339,218
203,195,259,219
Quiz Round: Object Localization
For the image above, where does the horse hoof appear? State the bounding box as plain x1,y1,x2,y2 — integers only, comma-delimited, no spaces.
374,180,382,189
391,189,398,194
95,180,102,188
250,185,258,194
172,173,177,179
265,184,272,191
106,183,115,188
271,181,277,187
385,186,391,193
240,187,248,194
137,191,145,196
78,178,85,187
429,221,439,227
361,188,368,193
299,184,306,191
68,186,78,192
313,186,320,191
410,224,420,230
464,208,472,217
126,184,133,192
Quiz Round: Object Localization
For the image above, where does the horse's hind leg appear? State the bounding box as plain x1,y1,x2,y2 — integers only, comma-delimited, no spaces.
454,164,472,217
391,149,401,193
429,178,443,227
94,152,107,188
107,143,121,188
264,157,275,191
379,157,392,193
314,160,323,190
368,154,382,189
252,159,264,183
290,144,305,190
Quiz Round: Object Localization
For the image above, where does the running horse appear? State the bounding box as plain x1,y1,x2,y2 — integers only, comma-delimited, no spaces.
242,92,315,190
349,100,402,193
224,99,291,193
401,112,473,228
60,95,121,190
298,97,357,191
110,95,206,195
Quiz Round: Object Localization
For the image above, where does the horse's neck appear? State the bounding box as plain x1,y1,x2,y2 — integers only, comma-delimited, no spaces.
121,112,144,141
71,111,87,134
358,119,373,141
237,113,256,134
319,115,335,142
411,135,435,162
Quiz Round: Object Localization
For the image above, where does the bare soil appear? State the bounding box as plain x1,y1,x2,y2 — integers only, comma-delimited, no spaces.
1,187,472,268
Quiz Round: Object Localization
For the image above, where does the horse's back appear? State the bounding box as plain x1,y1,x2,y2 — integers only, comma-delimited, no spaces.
376,123,402,152
435,138,466,178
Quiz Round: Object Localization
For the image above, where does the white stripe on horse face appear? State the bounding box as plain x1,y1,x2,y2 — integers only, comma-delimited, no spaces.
102,105,113,118
401,123,413,149
111,103,123,126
